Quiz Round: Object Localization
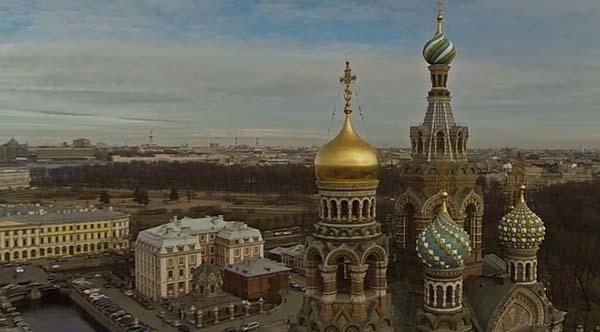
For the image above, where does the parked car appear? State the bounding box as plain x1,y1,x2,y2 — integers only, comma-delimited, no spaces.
170,320,182,327
241,322,260,331
222,327,239,332
155,311,168,319
178,325,190,332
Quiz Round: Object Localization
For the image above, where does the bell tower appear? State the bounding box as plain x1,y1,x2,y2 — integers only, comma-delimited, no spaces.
392,4,484,271
294,62,393,332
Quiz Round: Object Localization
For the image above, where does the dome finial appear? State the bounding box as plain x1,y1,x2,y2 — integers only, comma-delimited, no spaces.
440,191,449,213
436,0,444,35
339,61,357,115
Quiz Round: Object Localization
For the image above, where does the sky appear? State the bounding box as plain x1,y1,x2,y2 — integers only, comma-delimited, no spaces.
0,0,598,148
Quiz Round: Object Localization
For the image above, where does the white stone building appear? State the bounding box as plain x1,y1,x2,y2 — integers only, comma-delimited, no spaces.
0,168,31,191
135,215,264,301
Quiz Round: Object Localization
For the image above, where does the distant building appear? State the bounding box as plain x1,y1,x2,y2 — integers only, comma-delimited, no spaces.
135,215,264,300
268,244,305,274
73,138,92,148
34,147,95,161
0,205,129,263
0,138,29,162
222,258,290,301
0,168,31,191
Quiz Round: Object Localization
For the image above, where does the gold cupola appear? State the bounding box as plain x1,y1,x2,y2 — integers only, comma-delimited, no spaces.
314,61,379,184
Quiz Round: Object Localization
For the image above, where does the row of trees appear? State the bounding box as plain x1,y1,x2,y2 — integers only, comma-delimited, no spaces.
31,162,405,196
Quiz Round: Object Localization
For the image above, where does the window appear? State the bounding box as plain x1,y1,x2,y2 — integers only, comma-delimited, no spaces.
62,226,66,231
178,257,184,265
76,225,80,230
254,246,259,254
84,225,87,230
179,269,184,277
210,234,215,240
235,249,240,257
244,247,249,255
168,258,174,267
190,255,195,263
168,270,173,278
209,246,215,254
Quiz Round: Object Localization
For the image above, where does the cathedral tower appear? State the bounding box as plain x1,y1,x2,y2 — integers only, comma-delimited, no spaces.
498,185,546,284
392,6,484,270
294,62,393,332
416,191,473,332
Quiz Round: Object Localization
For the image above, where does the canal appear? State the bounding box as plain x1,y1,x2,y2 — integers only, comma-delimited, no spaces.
18,294,105,332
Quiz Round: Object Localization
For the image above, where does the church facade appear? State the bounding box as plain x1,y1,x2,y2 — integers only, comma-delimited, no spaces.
294,5,565,332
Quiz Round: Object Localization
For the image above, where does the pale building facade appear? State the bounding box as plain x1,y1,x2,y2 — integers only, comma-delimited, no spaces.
135,215,264,301
0,168,31,191
0,205,129,262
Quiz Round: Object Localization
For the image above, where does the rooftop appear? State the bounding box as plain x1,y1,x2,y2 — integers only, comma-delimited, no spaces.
0,204,128,226
224,258,290,277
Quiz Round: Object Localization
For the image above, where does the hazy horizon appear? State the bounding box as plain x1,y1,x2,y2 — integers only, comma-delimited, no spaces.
0,1,599,149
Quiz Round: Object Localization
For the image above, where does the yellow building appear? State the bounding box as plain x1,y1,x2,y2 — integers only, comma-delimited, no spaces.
0,205,129,262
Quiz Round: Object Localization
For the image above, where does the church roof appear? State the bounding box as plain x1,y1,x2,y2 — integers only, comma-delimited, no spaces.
192,263,221,280
464,275,517,332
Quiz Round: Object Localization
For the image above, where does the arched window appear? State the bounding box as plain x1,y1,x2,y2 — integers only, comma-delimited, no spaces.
364,254,381,292
464,204,476,242
362,200,369,219
417,132,424,154
525,263,531,281
403,203,416,256
22,250,28,259
436,132,445,155
436,285,444,307
13,251,19,260
341,200,349,220
446,285,453,306
90,243,95,252
336,257,352,294
330,200,338,220
517,263,524,282
351,201,360,221
322,199,329,220
457,132,464,154
30,249,36,258
40,248,45,256
83,244,88,252
428,284,434,305
4,252,10,262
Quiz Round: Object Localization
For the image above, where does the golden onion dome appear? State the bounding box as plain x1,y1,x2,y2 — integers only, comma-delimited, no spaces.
314,61,379,183
314,114,379,183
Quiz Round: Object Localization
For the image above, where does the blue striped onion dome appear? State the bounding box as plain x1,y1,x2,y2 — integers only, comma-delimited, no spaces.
416,207,471,269
422,15,456,65
498,188,545,249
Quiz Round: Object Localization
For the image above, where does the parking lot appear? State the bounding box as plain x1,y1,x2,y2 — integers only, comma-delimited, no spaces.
83,272,305,332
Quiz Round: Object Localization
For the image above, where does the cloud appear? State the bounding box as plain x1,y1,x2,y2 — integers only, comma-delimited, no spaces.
0,1,598,148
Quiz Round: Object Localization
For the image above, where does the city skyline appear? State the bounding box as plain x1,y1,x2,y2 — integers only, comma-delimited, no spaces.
0,1,599,148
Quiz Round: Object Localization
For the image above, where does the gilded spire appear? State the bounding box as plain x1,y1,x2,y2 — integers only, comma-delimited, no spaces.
339,61,357,115
518,185,526,204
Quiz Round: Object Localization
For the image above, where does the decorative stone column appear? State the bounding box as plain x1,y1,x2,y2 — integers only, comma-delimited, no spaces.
258,297,265,314
214,306,220,324
350,264,368,321
320,266,337,322
229,303,235,320
196,309,203,328
244,302,250,317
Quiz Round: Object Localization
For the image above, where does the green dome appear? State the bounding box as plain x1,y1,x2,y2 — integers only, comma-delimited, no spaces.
416,195,471,269
423,14,456,65
498,188,545,250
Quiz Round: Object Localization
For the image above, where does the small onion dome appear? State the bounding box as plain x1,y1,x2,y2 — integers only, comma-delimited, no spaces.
416,192,472,269
498,186,545,249
314,114,379,183
422,14,456,65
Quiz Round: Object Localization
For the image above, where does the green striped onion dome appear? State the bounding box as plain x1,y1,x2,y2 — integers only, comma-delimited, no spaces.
416,210,472,269
423,16,456,65
498,192,545,250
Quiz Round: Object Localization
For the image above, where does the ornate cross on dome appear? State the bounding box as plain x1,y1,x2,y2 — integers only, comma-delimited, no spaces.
340,61,357,115
435,0,445,34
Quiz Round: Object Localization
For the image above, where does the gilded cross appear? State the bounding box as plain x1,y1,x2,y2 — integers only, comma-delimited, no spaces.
340,61,357,115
